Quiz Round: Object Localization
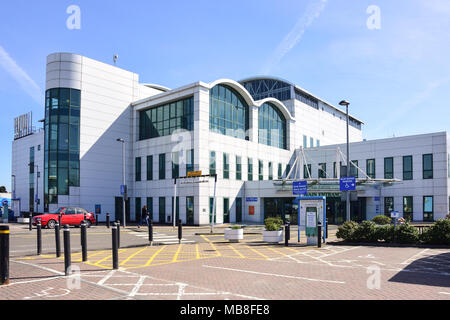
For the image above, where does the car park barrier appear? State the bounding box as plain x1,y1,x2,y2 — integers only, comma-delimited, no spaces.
112,224,118,270
37,221,42,255
178,219,182,244
0,226,9,285
55,223,61,258
63,225,71,276
81,221,88,262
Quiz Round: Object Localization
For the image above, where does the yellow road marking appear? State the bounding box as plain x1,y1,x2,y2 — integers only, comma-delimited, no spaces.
266,246,286,257
144,245,167,267
228,244,245,258
245,246,270,259
195,244,200,259
172,244,183,262
120,247,148,266
201,235,222,257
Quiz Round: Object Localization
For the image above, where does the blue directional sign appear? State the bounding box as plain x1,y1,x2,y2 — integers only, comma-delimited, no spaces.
246,197,258,202
293,181,307,195
120,185,127,195
95,204,101,214
340,177,356,191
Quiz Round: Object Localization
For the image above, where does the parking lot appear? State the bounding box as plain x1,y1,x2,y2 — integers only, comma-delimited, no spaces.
1,223,449,300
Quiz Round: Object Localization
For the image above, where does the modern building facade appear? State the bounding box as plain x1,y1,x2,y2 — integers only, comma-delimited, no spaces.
11,53,450,224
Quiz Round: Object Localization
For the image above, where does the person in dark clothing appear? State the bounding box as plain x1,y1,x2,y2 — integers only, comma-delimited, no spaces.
138,205,149,228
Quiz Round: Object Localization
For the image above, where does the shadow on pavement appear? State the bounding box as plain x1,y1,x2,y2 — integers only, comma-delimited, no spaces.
389,252,450,288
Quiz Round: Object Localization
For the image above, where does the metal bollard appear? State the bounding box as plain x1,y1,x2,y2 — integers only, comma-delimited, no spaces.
285,223,289,247
106,213,110,228
81,221,88,262
116,221,120,248
178,219,182,244
63,225,71,276
95,214,99,226
317,221,322,248
55,223,61,258
148,219,153,244
37,221,42,255
112,224,119,270
29,212,32,231
0,225,10,285
325,219,328,239
58,213,62,227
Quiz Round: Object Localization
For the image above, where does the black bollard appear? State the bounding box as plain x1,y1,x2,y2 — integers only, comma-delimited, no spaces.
37,221,42,255
81,221,87,262
58,213,62,227
178,219,182,244
284,223,289,247
55,223,61,258
325,219,328,239
116,221,120,248
106,213,110,228
95,214,99,226
63,225,71,276
317,221,322,248
148,219,153,244
0,226,10,285
112,224,119,270
29,211,33,231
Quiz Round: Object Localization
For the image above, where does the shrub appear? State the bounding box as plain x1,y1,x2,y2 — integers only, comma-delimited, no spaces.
395,223,419,244
372,215,391,225
353,221,378,243
264,217,283,231
336,221,359,242
231,225,242,230
374,224,395,243
420,220,450,245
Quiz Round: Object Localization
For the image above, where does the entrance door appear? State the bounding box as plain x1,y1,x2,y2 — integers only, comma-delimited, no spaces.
236,198,242,223
186,196,194,225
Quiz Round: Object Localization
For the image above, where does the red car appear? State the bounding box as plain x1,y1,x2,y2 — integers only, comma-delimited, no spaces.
33,207,96,229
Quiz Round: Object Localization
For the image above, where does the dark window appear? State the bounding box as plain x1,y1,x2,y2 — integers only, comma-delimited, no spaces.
350,160,358,178
146,197,153,219
135,157,141,182
236,156,242,180
268,162,273,180
147,156,153,180
367,159,375,179
210,151,216,175
318,163,326,178
403,156,413,180
258,103,287,150
384,157,393,179
210,84,249,140
304,164,311,179
423,196,433,221
403,197,413,222
139,96,194,140
241,79,291,101
384,197,394,217
333,162,337,178
159,197,166,223
259,160,263,180
286,164,291,179
135,198,141,223
223,153,229,179
278,163,282,180
248,158,253,181
186,149,194,174
223,198,230,223
172,152,179,179
159,154,165,180
209,197,217,223
423,154,433,179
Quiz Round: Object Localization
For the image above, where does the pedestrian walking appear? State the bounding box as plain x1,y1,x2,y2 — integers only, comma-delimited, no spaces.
138,205,149,228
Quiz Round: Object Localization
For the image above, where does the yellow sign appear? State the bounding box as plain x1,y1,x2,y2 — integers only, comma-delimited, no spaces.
187,171,202,177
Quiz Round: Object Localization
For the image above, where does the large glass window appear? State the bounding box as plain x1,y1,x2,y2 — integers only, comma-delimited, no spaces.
259,160,263,180
223,153,230,179
186,149,194,174
236,156,242,180
258,103,287,150
248,158,253,181
159,154,165,180
172,152,179,179
423,154,433,179
318,163,326,178
403,197,413,222
147,156,153,181
209,151,216,175
403,156,413,180
44,88,80,209
135,157,141,181
139,96,193,140
241,79,291,101
384,197,394,217
423,196,433,221
268,162,273,180
384,157,394,179
367,159,375,179
210,84,249,140
350,160,359,178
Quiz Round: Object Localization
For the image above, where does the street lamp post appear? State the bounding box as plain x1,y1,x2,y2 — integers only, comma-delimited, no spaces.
339,100,351,222
116,138,126,228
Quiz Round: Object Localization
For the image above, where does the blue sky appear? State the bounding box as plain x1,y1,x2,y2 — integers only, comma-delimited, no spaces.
1,0,449,190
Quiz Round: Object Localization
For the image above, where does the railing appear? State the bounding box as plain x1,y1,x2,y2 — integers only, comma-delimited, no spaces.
413,225,432,234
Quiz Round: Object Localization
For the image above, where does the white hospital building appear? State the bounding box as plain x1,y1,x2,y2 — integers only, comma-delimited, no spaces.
10,53,450,225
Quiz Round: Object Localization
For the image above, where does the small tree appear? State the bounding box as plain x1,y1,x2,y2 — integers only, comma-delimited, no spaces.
0,186,7,193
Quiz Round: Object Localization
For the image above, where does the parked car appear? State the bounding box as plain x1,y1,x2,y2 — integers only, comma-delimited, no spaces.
32,207,96,229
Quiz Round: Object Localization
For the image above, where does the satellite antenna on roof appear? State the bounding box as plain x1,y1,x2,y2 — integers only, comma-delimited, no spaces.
113,54,119,65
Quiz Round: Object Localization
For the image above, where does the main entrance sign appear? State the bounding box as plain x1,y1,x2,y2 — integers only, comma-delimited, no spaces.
293,181,307,195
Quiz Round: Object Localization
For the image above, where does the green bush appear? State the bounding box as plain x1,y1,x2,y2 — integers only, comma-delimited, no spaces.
264,217,283,231
353,221,378,242
395,223,419,244
420,220,450,245
372,215,391,225
231,225,242,230
374,224,395,243
336,221,359,242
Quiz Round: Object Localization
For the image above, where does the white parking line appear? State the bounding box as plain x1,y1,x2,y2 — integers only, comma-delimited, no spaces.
401,249,429,265
203,265,345,284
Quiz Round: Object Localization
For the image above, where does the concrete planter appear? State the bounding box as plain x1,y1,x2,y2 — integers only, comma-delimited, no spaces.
224,228,244,243
263,230,283,243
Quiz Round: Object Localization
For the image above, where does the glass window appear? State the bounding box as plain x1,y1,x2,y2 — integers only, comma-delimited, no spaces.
268,162,273,180
403,197,413,222
147,155,153,181
384,157,393,179
350,160,358,178
258,103,287,150
223,153,229,179
278,163,282,180
304,164,311,179
210,84,249,140
423,196,433,221
310,138,314,148
333,162,337,178
186,149,194,174
210,151,216,175
384,197,394,217
248,158,253,181
367,159,375,179
223,198,230,223
236,156,242,180
259,160,263,181
147,197,153,217
403,156,413,180
172,152,179,179
423,154,433,179
286,164,291,179
318,163,326,178
159,154,165,180
303,136,307,148
135,157,141,182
